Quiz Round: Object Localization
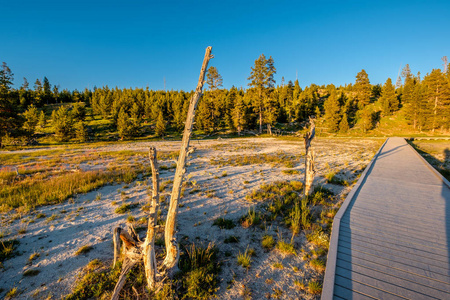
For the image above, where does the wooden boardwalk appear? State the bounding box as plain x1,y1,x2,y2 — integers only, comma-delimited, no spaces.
322,137,450,299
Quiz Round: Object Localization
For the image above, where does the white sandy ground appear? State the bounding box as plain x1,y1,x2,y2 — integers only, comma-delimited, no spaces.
0,137,380,299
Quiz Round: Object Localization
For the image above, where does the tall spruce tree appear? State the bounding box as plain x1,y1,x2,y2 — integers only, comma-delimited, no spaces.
248,54,276,133
355,69,371,108
339,112,350,133
0,62,22,147
206,66,223,91
380,78,397,116
323,90,341,132
423,69,450,132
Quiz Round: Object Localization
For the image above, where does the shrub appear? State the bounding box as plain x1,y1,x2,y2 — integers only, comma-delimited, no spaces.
115,203,138,214
276,235,296,255
0,239,19,261
261,235,275,249
179,243,220,300
308,280,322,295
240,207,260,228
212,217,235,229
237,247,252,269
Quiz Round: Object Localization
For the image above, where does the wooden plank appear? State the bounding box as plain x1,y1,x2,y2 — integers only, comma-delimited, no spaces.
338,226,450,254
339,233,448,263
339,220,448,248
336,266,440,299
337,246,450,282
334,275,408,300
337,253,450,292
341,210,450,237
337,233,449,267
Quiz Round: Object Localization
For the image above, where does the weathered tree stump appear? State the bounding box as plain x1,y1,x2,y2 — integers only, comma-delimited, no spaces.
304,117,316,197
111,147,160,299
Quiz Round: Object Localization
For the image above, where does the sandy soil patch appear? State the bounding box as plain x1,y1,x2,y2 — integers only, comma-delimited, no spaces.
0,137,382,299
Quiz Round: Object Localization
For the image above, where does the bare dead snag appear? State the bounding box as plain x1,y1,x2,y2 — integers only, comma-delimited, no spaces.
111,147,161,298
163,46,213,275
304,117,316,197
142,147,159,289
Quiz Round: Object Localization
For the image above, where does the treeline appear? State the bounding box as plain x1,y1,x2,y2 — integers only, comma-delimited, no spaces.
1,57,449,147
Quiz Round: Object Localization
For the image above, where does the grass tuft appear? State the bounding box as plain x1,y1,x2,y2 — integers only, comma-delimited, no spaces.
75,245,93,256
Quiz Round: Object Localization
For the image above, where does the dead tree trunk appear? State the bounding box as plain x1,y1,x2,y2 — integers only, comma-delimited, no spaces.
163,46,213,275
111,147,160,299
142,147,159,289
304,117,316,197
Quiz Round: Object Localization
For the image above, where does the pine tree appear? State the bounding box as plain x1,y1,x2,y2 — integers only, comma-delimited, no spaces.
423,69,450,132
355,69,371,108
38,110,46,129
129,102,141,136
248,54,276,133
74,121,87,142
232,91,246,135
359,107,373,133
206,66,223,91
380,78,397,116
23,104,40,134
42,77,52,104
34,79,43,106
117,107,130,140
0,62,22,147
155,111,166,137
324,90,341,132
339,113,350,133
51,106,73,142
72,102,86,122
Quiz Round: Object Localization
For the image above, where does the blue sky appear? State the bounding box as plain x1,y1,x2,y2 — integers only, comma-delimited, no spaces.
1,0,449,91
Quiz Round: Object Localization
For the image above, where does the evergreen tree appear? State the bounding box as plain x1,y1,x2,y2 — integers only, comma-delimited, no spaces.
72,102,86,122
355,69,371,108
248,54,276,133
129,102,141,136
0,62,22,147
423,69,450,132
206,66,223,91
51,106,73,142
232,90,246,135
323,90,341,132
74,121,87,142
117,107,131,139
34,79,43,106
339,112,350,133
23,104,40,134
155,111,166,137
42,77,52,104
380,78,397,116
38,110,46,129
359,107,373,133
